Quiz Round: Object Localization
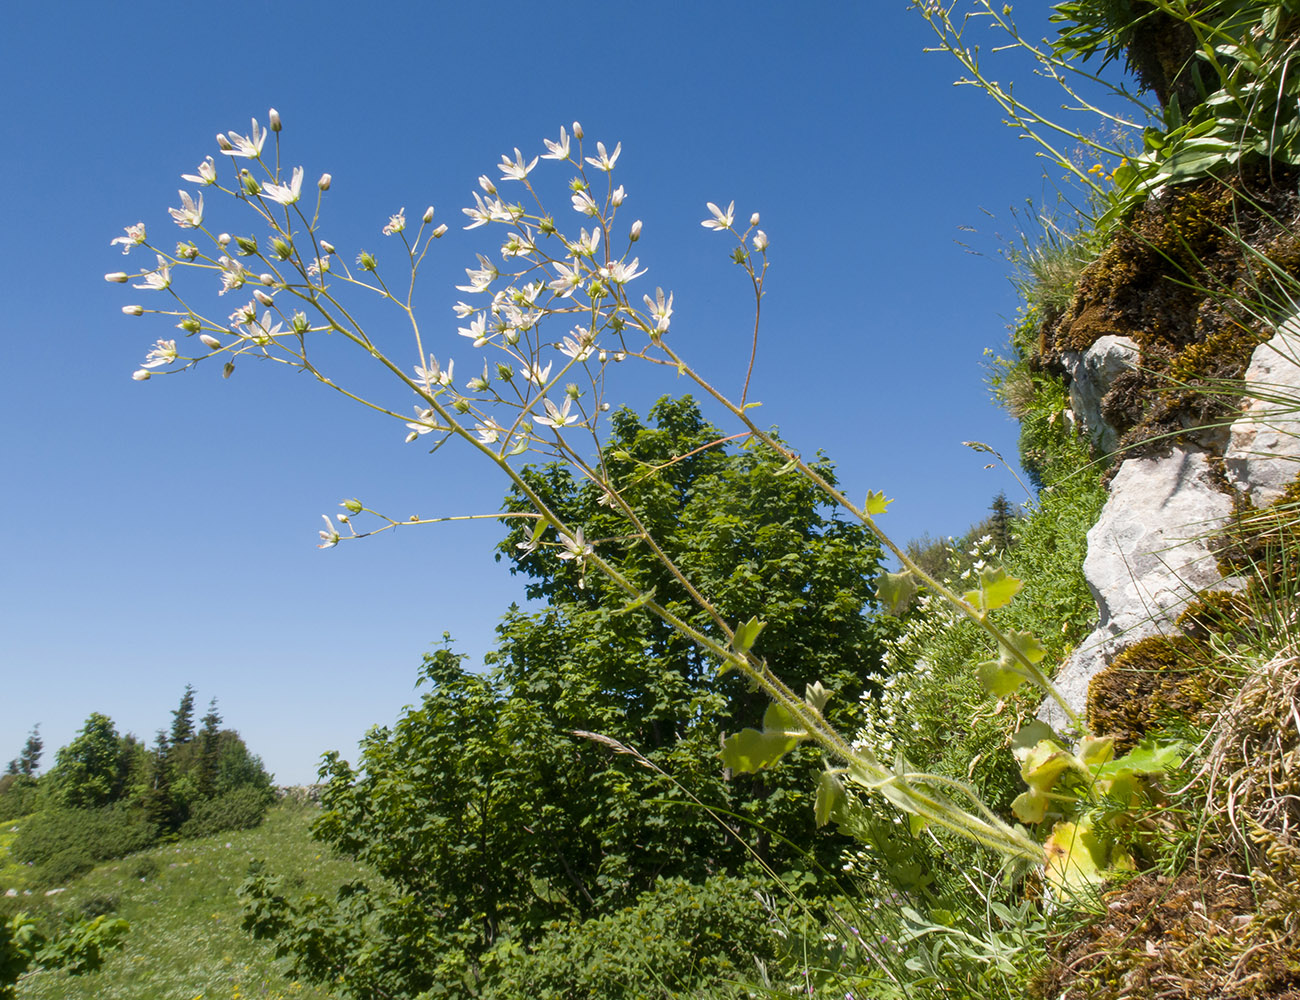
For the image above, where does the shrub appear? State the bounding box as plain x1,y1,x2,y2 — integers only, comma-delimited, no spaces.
34,848,95,888
0,778,41,823
477,876,777,1000
10,805,156,868
178,785,272,839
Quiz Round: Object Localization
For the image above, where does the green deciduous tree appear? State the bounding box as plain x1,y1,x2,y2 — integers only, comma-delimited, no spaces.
243,397,887,998
49,714,125,810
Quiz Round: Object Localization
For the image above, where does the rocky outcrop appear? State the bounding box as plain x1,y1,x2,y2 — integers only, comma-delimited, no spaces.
1225,321,1300,506
1062,335,1140,455
1042,448,1236,732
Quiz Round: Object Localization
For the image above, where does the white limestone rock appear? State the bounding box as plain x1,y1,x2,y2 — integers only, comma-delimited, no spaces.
1041,447,1235,732
1225,321,1300,505
1063,335,1140,455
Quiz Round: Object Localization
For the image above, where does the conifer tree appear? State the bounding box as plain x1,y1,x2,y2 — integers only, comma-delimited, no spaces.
170,685,196,745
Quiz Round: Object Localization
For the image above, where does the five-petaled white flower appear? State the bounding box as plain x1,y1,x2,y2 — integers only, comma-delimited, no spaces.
383,208,406,236
141,338,178,369
413,354,454,389
559,327,595,361
474,419,505,444
111,222,147,254
752,229,769,251
182,156,218,186
218,256,247,295
168,190,204,228
548,260,583,298
317,515,341,549
499,148,538,181
221,120,267,158
520,361,552,387
556,528,593,561
457,313,489,346
241,311,284,346
404,406,444,440
261,166,304,205
455,255,499,294
541,126,571,161
701,201,735,231
571,190,599,216
133,255,172,291
644,287,673,333
584,141,621,172
535,396,581,429
606,257,645,285
568,227,601,258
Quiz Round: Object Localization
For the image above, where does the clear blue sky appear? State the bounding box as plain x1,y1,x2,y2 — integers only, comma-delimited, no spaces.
1,2,1110,783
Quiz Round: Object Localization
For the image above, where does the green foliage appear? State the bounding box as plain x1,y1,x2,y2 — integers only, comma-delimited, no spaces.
48,714,126,811
476,876,777,1000
0,776,42,823
0,912,128,1000
11,806,157,873
178,784,274,839
5,726,43,779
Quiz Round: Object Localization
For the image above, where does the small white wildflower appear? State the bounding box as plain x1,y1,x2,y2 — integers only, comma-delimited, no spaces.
457,313,489,346
584,141,621,172
606,257,645,285
701,200,735,231
111,222,147,254
168,190,204,228
611,185,626,207
548,259,583,298
413,355,454,389
643,287,673,334
261,166,304,205
535,396,580,429
571,189,599,216
520,361,552,386
541,126,570,161
498,147,539,181
752,230,769,251
141,339,178,369
382,208,406,236
474,419,505,444
556,528,593,561
404,406,444,440
317,515,341,549
221,120,266,158
181,157,218,186
132,255,172,291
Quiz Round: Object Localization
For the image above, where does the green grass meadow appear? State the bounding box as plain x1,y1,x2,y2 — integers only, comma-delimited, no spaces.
6,802,358,1000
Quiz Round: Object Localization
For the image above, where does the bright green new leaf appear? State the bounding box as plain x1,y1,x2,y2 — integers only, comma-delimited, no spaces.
1076,734,1115,768
762,701,806,739
975,628,1046,697
976,657,1026,697
804,680,831,714
961,567,1023,613
721,727,799,774
1044,818,1107,898
1012,740,1084,824
1098,737,1184,778
865,490,893,515
877,570,919,616
1010,720,1057,757
814,770,846,828
731,616,767,655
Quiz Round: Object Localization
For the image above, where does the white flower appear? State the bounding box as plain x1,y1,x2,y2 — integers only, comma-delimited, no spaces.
382,208,406,236
571,190,599,216
542,126,571,161
458,312,489,346
644,287,673,334
228,301,257,326
221,120,267,158
111,222,147,254
556,528,593,561
701,200,735,231
453,301,476,319
584,141,621,172
413,354,454,389
611,185,626,207
559,327,594,360
568,227,601,257
168,190,204,228
241,311,284,346
499,147,538,181
133,255,172,291
474,419,505,444
535,396,580,429
182,156,218,185
261,166,304,205
141,339,178,368
455,255,499,294
218,256,247,295
317,515,341,549
306,256,331,277
606,257,645,285
404,406,444,439
548,259,583,298
520,361,552,386
501,230,536,258
752,230,769,251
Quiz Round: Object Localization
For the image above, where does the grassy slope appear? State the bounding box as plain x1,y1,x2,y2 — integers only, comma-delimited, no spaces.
10,802,360,1000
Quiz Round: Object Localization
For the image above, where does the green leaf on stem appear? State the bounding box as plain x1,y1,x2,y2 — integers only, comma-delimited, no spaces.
962,566,1023,613
721,727,799,773
865,490,892,515
975,629,1046,697
814,770,846,827
804,680,831,714
877,570,919,616
731,616,767,655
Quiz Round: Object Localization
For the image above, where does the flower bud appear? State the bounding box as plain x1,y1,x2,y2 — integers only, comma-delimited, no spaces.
432,223,448,238
105,272,129,283
467,377,488,392
122,304,144,316
176,242,199,261
235,235,258,255
242,173,261,195
600,401,610,411
268,108,282,132
572,121,583,139
179,316,202,333
200,334,222,349
337,513,349,524
216,133,233,151
320,240,336,255
496,363,514,381
629,220,642,242
218,233,232,246
254,289,275,307
223,362,236,379
342,497,364,514
356,250,377,270
132,369,151,380
750,212,760,226
478,175,496,195
752,230,769,251
423,206,435,224
453,398,471,413
611,185,625,207
292,311,309,333
271,237,292,260
317,173,332,191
